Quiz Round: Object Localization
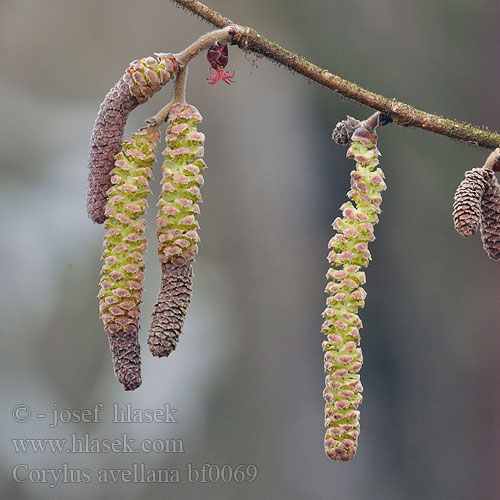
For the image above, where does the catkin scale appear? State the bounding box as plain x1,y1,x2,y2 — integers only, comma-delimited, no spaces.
148,104,205,357
323,126,385,461
480,172,500,260
453,168,492,238
87,53,179,224
99,125,160,390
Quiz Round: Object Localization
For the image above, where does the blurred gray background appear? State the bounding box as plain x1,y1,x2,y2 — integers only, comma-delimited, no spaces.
1,0,500,498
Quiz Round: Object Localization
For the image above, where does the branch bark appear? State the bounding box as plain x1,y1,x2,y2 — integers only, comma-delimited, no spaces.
172,0,500,150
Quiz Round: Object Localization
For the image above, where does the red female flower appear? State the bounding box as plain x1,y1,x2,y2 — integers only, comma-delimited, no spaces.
206,42,235,85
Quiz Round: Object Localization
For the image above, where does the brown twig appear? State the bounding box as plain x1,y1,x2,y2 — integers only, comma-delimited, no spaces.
172,0,500,150
148,25,237,125
174,26,235,66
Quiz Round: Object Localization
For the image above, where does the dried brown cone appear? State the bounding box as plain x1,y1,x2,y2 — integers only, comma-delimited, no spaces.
480,172,500,260
148,262,193,357
332,116,361,146
453,168,492,238
108,332,142,391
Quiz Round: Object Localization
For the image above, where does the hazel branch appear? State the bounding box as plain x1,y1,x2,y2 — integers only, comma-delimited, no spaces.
172,0,500,150
174,26,236,66
148,26,238,125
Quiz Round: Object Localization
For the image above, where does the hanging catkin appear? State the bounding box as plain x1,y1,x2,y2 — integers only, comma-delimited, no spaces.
99,125,159,390
322,125,386,461
148,103,205,357
480,172,500,260
87,53,179,224
453,168,492,238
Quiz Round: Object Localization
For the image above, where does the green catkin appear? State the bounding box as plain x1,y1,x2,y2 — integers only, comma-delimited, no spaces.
322,126,386,461
99,125,160,390
148,104,205,357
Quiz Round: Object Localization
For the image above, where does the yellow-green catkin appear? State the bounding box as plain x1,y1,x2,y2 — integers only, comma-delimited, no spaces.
99,125,159,390
148,104,205,357
322,126,386,461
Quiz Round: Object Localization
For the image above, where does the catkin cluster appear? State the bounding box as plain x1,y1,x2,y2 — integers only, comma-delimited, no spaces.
453,150,500,260
87,53,179,224
148,104,205,357
99,125,159,390
322,126,386,461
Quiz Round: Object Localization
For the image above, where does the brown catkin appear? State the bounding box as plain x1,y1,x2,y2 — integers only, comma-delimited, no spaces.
87,54,178,224
453,168,492,238
87,80,139,224
148,262,193,357
108,332,142,391
480,172,500,260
